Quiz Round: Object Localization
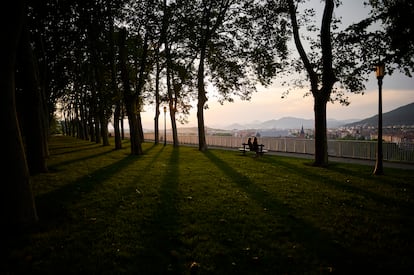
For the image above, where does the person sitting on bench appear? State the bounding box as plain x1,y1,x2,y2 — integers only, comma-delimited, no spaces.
247,137,253,151
252,137,259,152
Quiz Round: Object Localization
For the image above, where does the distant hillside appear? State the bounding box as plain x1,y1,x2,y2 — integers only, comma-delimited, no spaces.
344,102,414,127
224,117,358,130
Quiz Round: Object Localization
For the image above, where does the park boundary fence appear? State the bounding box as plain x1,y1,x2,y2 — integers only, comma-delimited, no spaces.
143,133,414,163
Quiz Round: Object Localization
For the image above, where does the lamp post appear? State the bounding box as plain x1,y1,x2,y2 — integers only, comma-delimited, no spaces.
163,106,167,146
373,62,385,175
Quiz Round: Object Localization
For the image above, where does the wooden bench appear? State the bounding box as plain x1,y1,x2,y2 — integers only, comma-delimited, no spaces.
238,143,250,155
239,143,268,156
256,144,268,156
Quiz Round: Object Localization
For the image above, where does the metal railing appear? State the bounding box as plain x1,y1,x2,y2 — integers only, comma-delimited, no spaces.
145,133,414,163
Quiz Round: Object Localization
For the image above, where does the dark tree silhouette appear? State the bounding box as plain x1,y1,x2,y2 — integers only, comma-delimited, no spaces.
344,0,414,77
1,0,38,232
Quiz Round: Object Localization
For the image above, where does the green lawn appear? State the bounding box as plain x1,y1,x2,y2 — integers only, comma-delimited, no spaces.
4,135,414,274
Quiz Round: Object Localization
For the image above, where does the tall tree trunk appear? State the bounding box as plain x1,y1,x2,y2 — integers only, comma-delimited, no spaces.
119,27,142,155
88,112,95,142
288,0,335,167
114,104,122,149
169,105,179,147
100,113,110,146
1,0,38,231
134,30,150,145
197,48,208,151
121,107,125,140
154,47,161,145
126,102,142,154
313,0,335,167
74,93,84,139
17,21,48,174
108,16,122,149
166,60,179,147
94,113,101,144
313,94,328,166
80,91,89,140
136,111,144,142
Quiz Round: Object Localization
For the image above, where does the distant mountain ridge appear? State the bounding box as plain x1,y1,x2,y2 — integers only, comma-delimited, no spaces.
224,117,358,130
344,102,414,127
221,102,414,130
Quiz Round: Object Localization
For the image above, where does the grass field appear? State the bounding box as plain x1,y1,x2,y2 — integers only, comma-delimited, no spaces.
3,135,414,274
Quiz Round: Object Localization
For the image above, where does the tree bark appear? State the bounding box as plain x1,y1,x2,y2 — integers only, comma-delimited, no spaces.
313,94,328,166
113,104,122,149
154,46,161,145
100,112,110,146
197,47,208,151
169,104,179,147
288,0,336,167
314,0,335,166
119,28,142,155
80,91,89,140
165,55,179,147
136,110,144,142
107,3,122,150
17,20,48,174
1,0,38,231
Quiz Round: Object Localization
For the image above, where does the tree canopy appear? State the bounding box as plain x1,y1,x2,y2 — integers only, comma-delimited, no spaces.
342,0,414,77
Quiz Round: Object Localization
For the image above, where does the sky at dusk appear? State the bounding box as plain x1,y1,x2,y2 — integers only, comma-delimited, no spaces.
137,1,414,130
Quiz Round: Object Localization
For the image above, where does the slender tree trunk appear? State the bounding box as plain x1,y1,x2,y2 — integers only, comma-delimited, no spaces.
33,31,51,151
88,111,95,142
313,94,328,166
288,0,335,167
74,93,84,139
137,111,144,142
154,48,161,145
169,106,179,147
1,0,38,231
74,100,81,139
121,107,125,140
100,113,110,146
17,21,48,174
134,73,144,144
126,102,142,154
166,60,179,147
313,0,335,167
94,113,101,144
107,0,122,150
119,27,142,155
80,91,89,140
113,104,122,149
197,48,208,151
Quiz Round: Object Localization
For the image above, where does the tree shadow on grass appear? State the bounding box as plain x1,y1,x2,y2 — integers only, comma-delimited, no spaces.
48,136,99,152
253,155,414,273
329,162,414,191
203,150,357,274
48,135,132,156
48,137,139,168
259,156,414,215
49,144,100,156
35,144,159,228
136,147,184,274
48,149,122,170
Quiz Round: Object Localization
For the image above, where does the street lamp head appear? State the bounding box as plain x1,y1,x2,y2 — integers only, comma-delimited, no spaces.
163,106,167,113
375,62,385,79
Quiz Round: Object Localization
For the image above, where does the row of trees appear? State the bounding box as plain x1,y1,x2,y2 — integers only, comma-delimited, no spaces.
1,0,413,230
